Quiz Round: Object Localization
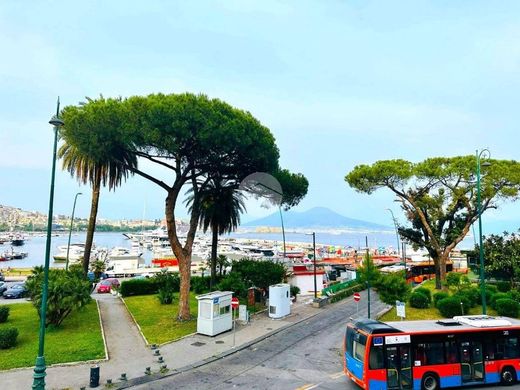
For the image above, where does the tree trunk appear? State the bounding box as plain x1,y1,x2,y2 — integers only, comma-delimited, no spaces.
432,253,448,290
165,190,192,321
83,170,101,276
210,224,218,289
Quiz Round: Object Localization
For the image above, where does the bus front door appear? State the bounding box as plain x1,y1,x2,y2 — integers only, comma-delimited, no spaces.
386,345,412,389
459,341,484,383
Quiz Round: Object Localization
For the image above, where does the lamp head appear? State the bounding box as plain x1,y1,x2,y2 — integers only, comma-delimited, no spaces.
481,161,491,168
49,115,64,127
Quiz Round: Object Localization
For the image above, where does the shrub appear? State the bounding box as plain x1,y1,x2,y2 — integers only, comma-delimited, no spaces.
157,289,175,305
25,268,92,327
486,284,499,294
190,276,211,294
329,284,363,303
414,287,432,301
509,289,520,303
290,285,300,297
377,273,412,305
120,279,159,297
438,297,465,318
433,292,449,308
409,292,430,309
458,288,480,308
491,292,511,310
445,272,470,292
496,281,511,293
0,328,18,349
217,272,247,298
0,306,10,323
452,294,472,313
231,258,286,290
152,271,179,305
154,271,180,292
495,298,520,318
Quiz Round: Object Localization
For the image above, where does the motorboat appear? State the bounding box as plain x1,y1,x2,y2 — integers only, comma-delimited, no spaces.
108,247,143,261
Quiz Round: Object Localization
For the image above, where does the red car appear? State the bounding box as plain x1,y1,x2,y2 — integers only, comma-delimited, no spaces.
97,278,120,293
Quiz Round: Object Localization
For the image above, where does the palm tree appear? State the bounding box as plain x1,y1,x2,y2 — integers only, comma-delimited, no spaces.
58,114,137,276
186,178,246,288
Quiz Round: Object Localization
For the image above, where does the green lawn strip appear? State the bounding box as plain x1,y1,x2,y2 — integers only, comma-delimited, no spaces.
123,293,198,345
380,303,497,322
0,301,104,370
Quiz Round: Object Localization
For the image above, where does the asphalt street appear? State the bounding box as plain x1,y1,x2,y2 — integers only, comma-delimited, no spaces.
134,291,385,390
133,290,520,390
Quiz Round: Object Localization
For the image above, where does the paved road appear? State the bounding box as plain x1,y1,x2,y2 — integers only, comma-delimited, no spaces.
133,291,518,390
134,291,385,390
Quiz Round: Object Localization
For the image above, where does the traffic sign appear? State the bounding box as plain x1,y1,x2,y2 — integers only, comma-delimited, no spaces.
396,300,406,318
353,292,361,302
231,297,239,309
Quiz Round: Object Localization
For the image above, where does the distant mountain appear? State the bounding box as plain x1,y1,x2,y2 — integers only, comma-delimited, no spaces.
242,207,391,231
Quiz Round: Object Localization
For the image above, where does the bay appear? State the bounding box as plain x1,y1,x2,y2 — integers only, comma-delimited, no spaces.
0,229,475,270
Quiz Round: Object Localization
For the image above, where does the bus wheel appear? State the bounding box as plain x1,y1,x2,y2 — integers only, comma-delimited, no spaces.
421,373,439,390
501,367,517,385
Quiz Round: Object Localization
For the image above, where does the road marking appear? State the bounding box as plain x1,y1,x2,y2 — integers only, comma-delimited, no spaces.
295,384,321,390
329,371,344,379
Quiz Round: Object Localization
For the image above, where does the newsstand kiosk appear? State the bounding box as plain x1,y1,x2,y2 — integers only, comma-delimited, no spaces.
196,291,233,336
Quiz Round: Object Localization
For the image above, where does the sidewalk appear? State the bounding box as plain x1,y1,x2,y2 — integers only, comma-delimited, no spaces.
0,295,322,389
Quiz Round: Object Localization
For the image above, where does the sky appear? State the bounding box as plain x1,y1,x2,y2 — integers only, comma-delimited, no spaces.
1,0,520,233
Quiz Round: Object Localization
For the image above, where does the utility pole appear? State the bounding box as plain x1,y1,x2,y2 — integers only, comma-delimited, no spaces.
365,236,371,319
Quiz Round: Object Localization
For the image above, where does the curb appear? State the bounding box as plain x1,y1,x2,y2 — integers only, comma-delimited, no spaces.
97,299,110,361
119,296,150,346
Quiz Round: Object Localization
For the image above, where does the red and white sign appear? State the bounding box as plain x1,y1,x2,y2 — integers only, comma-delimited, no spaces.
353,292,361,302
231,297,239,309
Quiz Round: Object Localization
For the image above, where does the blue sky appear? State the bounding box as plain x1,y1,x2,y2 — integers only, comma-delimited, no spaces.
1,1,519,233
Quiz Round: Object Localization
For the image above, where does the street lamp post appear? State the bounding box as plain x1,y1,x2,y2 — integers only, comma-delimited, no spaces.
365,236,371,319
476,148,491,315
65,192,82,271
33,98,63,390
386,209,400,255
311,232,317,299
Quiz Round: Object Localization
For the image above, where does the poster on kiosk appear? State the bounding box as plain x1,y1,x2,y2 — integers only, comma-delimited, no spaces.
196,291,233,336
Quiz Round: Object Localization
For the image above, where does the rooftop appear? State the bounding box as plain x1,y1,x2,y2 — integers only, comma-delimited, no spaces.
386,315,520,333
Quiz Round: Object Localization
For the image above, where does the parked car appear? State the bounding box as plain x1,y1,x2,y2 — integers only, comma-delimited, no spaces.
0,281,8,295
3,283,27,299
96,278,120,293
87,271,107,282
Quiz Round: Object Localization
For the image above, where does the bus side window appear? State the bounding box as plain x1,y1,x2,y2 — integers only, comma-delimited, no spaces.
505,337,519,359
369,346,384,369
414,344,426,365
445,341,458,364
484,339,496,360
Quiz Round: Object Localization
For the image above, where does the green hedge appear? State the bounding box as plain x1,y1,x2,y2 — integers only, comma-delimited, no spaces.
0,327,18,349
409,292,430,308
414,287,431,302
0,306,9,323
437,297,465,318
329,283,364,303
496,298,520,318
322,279,360,296
120,279,159,297
491,292,511,310
433,292,449,308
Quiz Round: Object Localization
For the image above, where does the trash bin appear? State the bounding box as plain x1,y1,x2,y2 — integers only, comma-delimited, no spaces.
90,365,100,388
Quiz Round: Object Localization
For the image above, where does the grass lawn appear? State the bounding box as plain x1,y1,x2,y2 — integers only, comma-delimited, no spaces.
124,293,199,345
380,279,499,322
0,301,105,370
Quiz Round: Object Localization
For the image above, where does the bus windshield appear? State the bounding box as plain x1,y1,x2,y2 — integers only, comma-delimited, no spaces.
346,326,367,362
